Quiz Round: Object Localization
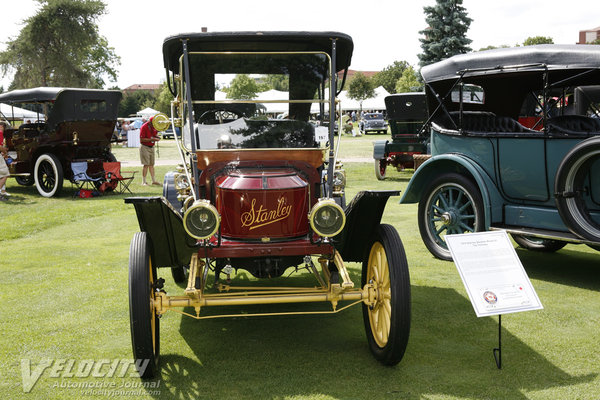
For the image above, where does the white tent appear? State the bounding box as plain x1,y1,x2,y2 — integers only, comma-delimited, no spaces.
361,86,390,111
1,103,40,120
215,89,289,114
337,86,390,112
136,107,160,118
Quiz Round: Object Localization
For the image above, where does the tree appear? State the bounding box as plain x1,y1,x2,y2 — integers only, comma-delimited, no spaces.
260,74,289,92
0,0,119,89
478,44,511,51
395,66,422,93
347,72,375,112
418,0,472,67
153,82,175,115
118,90,154,118
372,61,410,94
523,36,554,46
224,74,261,99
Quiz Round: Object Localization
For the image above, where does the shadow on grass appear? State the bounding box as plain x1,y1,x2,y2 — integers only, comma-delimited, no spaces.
516,247,600,292
144,284,595,400
3,179,162,200
380,175,413,183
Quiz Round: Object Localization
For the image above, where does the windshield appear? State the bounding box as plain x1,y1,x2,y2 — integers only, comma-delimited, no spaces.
181,52,332,150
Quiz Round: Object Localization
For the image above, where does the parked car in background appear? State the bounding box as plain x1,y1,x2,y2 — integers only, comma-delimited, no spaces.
125,31,411,378
0,87,122,197
400,45,600,260
359,112,387,134
373,93,428,179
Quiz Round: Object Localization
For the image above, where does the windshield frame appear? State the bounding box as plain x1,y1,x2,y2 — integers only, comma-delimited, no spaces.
176,50,333,153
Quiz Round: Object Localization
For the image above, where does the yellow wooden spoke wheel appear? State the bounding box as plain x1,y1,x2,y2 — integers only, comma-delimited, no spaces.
361,224,411,365
366,241,392,347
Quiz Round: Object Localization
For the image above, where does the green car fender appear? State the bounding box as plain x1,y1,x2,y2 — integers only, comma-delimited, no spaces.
399,154,503,229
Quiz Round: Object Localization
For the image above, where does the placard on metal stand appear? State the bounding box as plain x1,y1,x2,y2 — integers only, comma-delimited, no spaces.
446,231,543,369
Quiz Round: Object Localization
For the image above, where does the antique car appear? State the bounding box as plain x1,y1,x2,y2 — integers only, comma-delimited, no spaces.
126,31,411,378
0,87,122,197
373,93,428,179
359,112,387,134
400,45,600,260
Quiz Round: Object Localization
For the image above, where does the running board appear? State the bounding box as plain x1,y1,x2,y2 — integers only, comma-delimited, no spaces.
490,225,599,246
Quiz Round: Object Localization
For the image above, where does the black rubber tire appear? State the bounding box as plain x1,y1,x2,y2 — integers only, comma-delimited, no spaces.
34,153,64,197
171,266,189,284
511,234,567,252
129,232,160,379
555,136,600,242
361,224,411,366
418,173,485,260
15,175,34,186
105,151,117,162
375,159,387,180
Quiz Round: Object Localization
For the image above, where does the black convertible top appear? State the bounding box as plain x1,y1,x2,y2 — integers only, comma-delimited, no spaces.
162,31,354,73
385,93,427,120
0,87,121,104
421,45,600,83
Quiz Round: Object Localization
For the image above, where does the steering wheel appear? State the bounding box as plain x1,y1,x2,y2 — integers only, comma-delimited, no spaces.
198,109,245,124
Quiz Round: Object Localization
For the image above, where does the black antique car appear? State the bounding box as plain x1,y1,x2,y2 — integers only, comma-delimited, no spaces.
373,93,428,179
359,112,387,134
0,87,122,197
126,31,411,378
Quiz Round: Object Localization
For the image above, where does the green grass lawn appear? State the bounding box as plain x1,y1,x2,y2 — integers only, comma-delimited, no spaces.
0,139,599,399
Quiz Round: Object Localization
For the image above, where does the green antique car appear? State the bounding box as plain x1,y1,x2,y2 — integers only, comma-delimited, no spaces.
401,45,600,260
373,93,428,179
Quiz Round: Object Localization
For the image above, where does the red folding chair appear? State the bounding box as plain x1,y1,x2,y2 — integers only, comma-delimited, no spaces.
100,162,136,194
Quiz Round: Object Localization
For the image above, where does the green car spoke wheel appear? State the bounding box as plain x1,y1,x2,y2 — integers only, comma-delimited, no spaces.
418,173,485,260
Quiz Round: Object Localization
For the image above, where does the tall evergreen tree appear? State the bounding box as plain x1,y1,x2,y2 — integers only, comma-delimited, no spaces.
418,0,472,67
0,0,119,89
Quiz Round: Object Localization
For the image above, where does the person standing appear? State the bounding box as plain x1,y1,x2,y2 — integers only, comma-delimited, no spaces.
139,116,161,186
120,120,130,146
0,122,10,200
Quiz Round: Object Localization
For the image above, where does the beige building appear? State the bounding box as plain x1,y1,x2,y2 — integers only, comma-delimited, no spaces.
578,26,600,44
122,84,161,96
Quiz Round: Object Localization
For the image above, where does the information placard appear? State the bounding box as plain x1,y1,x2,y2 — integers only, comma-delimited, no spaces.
445,231,543,317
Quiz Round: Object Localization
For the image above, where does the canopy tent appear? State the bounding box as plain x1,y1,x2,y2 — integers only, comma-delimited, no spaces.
136,107,160,118
0,103,41,121
215,89,289,114
336,86,390,111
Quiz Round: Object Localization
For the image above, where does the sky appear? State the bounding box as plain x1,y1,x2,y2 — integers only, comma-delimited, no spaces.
0,0,598,89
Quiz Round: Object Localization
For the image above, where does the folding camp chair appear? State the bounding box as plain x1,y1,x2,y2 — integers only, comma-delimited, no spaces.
101,162,136,194
71,161,104,197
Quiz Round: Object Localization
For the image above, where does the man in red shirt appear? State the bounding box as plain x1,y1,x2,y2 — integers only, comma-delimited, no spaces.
139,117,161,185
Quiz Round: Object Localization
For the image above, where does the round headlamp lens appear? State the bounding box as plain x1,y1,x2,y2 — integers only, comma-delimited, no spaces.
309,200,345,237
183,201,220,239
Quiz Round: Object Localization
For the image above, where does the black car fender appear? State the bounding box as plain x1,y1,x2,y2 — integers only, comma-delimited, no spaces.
333,190,400,262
